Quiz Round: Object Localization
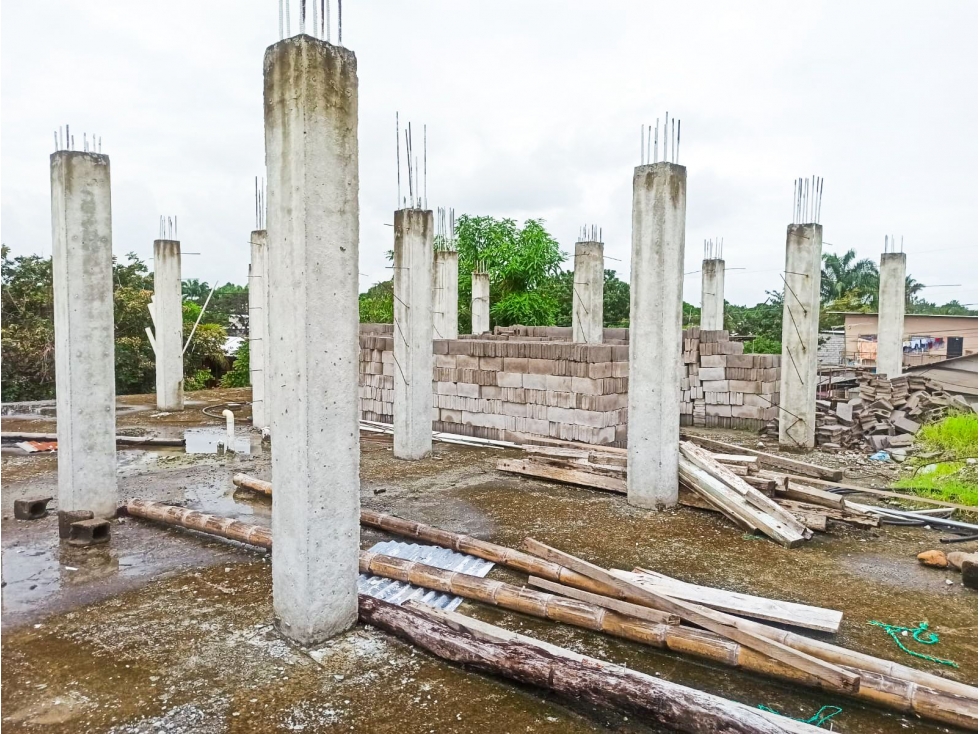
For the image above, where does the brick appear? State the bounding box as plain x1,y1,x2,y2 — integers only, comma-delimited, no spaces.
570,376,602,395
700,355,725,368
612,361,629,378
501,402,528,417
732,404,766,420
587,362,613,379
728,380,762,394
698,367,726,381
545,374,572,392
478,356,503,371
435,354,457,369
14,496,52,521
58,509,94,538
68,518,111,547
573,409,606,427
527,358,556,374
706,404,732,417
457,382,480,398
701,380,730,392
546,406,576,423
480,385,503,399
497,372,523,388
503,357,529,373
522,373,547,390
456,354,479,370
436,381,457,396
546,391,575,408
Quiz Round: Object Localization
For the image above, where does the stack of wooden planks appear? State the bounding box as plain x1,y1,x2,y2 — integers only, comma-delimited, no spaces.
496,437,882,542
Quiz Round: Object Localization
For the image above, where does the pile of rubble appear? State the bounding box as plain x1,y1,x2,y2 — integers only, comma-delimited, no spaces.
764,372,972,451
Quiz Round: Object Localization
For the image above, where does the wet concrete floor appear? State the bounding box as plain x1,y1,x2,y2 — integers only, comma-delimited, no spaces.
2,388,976,733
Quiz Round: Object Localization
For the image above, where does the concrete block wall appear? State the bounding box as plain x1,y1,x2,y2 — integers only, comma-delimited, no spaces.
679,327,780,430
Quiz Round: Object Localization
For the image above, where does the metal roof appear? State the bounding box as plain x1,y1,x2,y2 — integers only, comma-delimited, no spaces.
358,540,495,612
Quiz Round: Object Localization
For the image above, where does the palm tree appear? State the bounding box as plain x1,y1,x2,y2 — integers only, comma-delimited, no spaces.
182,278,211,304
820,250,878,305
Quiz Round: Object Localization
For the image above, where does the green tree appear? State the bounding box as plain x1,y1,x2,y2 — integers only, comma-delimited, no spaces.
358,279,394,323
726,291,784,354
220,340,250,387
820,250,878,305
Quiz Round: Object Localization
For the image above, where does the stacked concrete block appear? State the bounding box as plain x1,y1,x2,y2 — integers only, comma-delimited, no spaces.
679,328,780,430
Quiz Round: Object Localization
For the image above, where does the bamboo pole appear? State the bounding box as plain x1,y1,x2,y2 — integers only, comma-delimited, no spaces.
232,473,272,496
125,500,978,728
361,596,820,734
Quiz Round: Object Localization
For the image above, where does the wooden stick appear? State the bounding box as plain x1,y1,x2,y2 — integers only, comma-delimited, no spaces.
613,568,842,633
774,472,978,513
526,576,682,626
520,538,860,693
125,499,271,548
361,596,820,734
679,432,843,482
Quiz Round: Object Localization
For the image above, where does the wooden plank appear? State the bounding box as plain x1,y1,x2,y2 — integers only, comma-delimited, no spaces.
527,576,681,626
519,538,861,693
775,499,879,529
496,458,626,494
710,454,759,465
679,462,760,533
678,485,827,532
774,473,978,514
681,441,811,540
679,432,843,481
613,568,843,634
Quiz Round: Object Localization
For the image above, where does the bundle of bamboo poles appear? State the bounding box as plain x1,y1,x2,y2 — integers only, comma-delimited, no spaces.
126,495,978,729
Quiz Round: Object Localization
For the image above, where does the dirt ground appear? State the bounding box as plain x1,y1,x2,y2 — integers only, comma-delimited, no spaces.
2,388,976,733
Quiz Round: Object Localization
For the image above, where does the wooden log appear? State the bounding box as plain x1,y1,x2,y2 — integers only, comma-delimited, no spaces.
681,442,811,542
496,458,627,494
520,538,860,693
127,502,978,727
612,568,843,633
232,473,272,496
360,596,821,734
124,499,271,548
679,432,843,482
526,576,683,626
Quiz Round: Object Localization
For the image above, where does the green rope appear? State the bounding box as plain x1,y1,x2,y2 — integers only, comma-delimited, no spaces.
868,620,959,668
758,704,843,728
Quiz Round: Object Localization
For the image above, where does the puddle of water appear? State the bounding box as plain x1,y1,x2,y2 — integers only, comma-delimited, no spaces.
183,428,254,455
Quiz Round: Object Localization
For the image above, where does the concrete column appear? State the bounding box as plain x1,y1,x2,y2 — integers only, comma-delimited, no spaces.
249,229,268,428
152,239,183,411
876,252,906,378
264,35,359,644
50,151,117,519
572,241,604,343
627,162,686,509
778,224,822,448
432,249,458,340
471,271,490,334
700,259,725,331
394,209,434,460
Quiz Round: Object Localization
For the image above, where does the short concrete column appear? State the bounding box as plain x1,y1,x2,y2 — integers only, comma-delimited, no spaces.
877,252,906,379
152,239,184,411
264,35,360,644
249,229,269,428
572,241,604,343
627,162,686,509
778,224,822,448
432,249,458,340
394,209,434,460
471,271,490,334
50,151,117,519
700,259,725,331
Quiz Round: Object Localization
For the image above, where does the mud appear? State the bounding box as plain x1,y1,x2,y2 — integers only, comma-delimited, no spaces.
2,388,976,733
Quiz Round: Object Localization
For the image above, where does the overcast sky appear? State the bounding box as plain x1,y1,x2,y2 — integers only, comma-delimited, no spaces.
3,1,977,308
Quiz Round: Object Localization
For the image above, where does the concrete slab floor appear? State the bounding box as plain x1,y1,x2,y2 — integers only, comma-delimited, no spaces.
2,388,976,733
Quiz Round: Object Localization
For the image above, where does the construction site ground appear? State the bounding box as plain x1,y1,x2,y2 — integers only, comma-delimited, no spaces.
2,387,976,733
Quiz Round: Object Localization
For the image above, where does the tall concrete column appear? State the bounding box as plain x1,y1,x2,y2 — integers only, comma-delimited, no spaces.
152,239,183,411
50,151,117,519
876,252,906,378
472,271,490,334
627,162,686,509
249,229,269,428
394,209,434,460
700,258,725,331
264,34,360,644
432,249,458,340
778,224,822,448
572,240,604,343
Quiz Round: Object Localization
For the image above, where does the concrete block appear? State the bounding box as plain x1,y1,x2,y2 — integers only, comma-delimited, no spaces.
440,409,462,423
728,380,762,394
456,354,479,370
612,361,629,378
546,406,576,423
480,385,503,400
58,509,95,539
67,518,111,547
497,372,523,388
587,362,613,379
436,381,457,396
503,358,529,373
570,376,602,395
435,354,457,369
545,374,572,392
479,356,503,371
14,497,52,521
706,404,732,417
457,382,480,398
701,380,730,392
698,367,726,381
527,358,555,374
573,409,606,427
522,373,547,390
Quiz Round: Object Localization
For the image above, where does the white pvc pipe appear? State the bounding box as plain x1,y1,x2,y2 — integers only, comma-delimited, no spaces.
222,409,235,451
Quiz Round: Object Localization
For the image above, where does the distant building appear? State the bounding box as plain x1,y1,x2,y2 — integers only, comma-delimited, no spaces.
905,353,978,407
817,329,846,365
835,313,978,369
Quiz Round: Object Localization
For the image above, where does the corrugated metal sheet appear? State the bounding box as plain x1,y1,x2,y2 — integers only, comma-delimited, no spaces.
358,540,495,612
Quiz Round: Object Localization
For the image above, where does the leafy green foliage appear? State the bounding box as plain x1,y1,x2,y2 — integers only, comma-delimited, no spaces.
358,279,394,323
220,340,250,388
184,369,214,392
892,414,978,506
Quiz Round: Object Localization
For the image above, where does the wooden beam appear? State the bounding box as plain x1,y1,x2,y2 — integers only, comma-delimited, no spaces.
527,576,681,626
496,458,626,494
680,432,843,481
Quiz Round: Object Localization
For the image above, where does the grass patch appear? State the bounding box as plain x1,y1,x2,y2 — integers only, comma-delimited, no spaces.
913,413,978,458
892,413,978,506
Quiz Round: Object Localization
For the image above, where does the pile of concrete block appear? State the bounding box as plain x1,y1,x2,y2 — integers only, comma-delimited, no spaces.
680,328,780,430
808,372,971,451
